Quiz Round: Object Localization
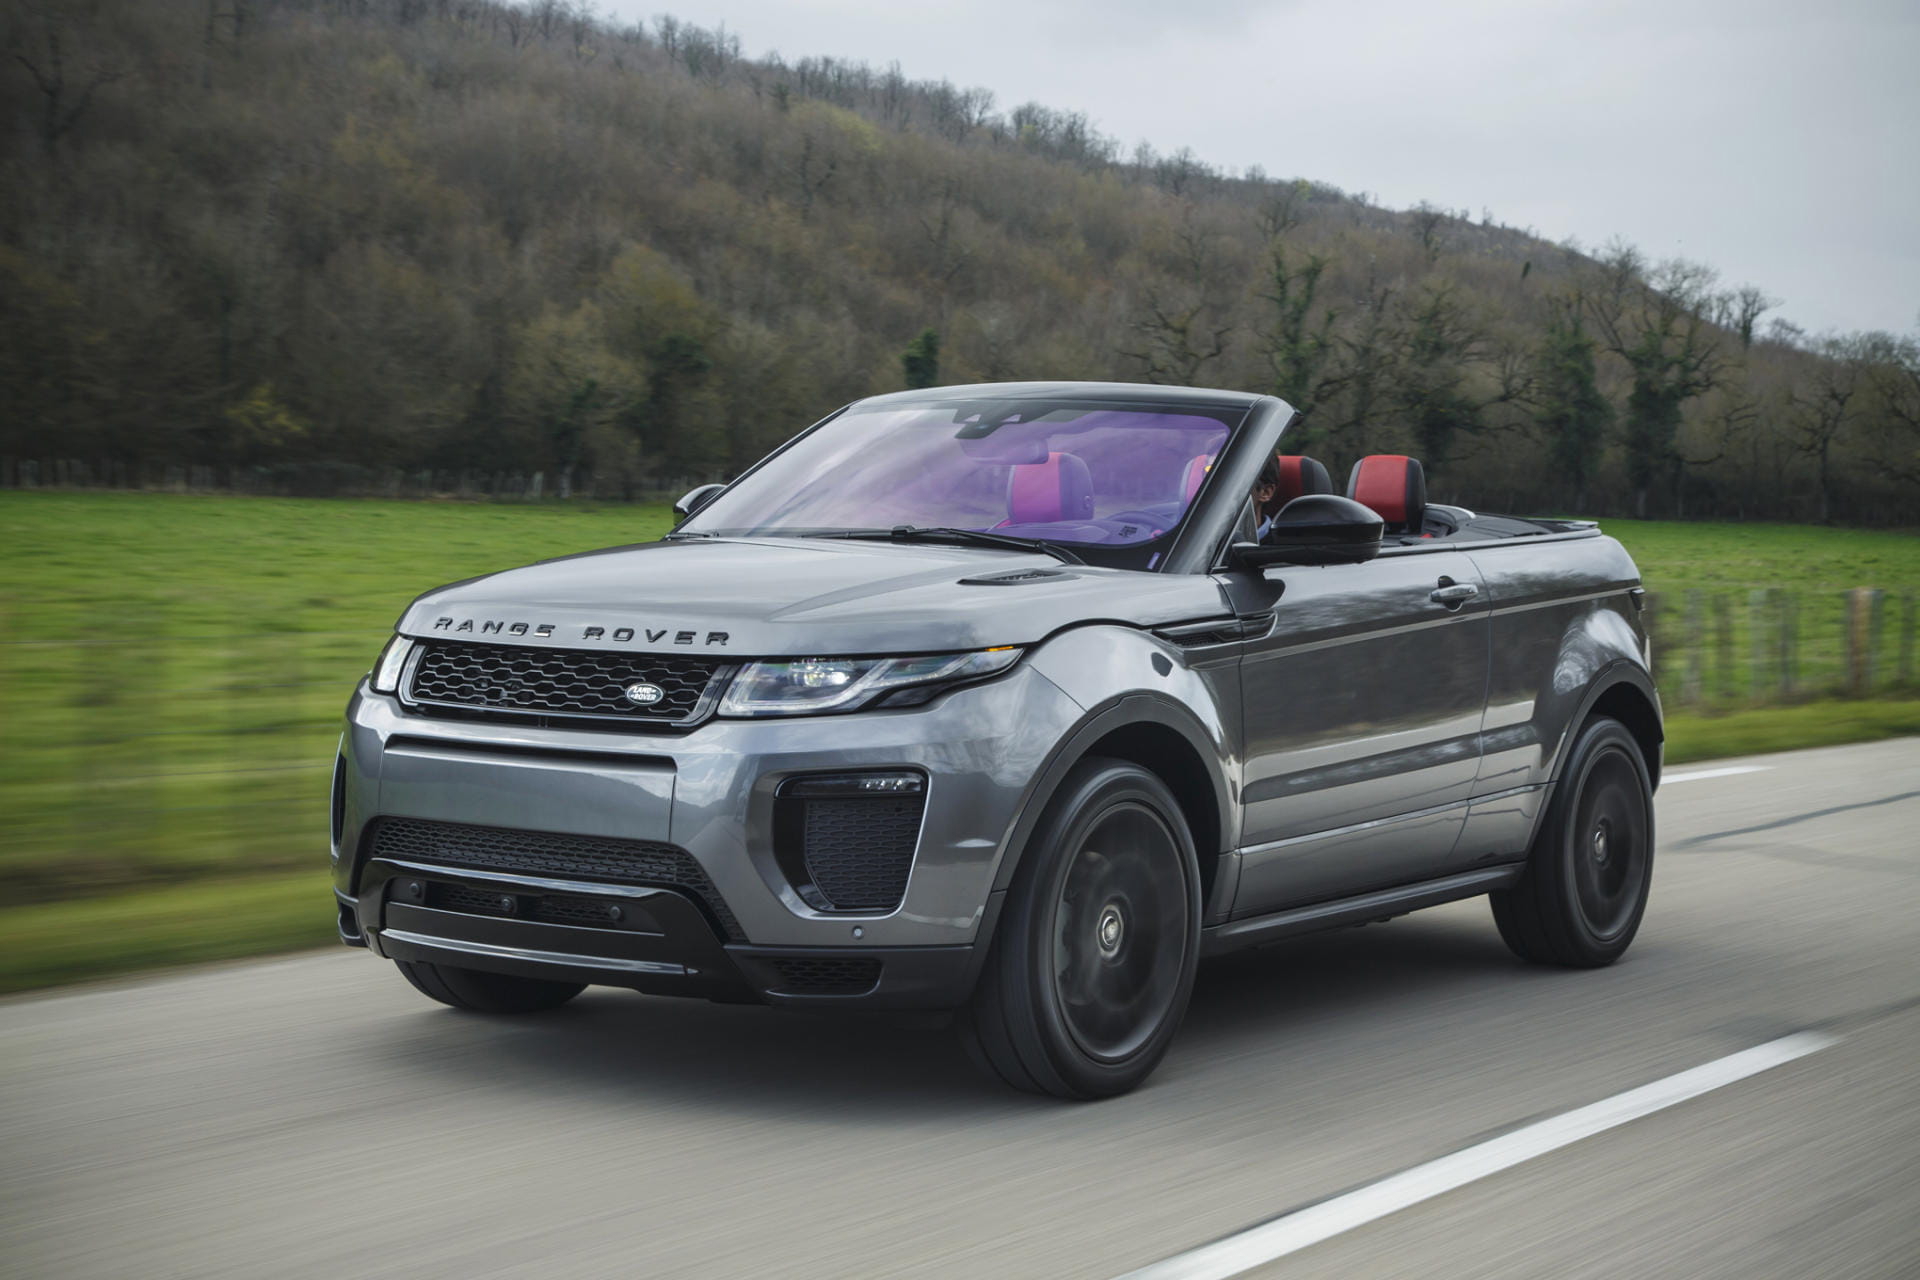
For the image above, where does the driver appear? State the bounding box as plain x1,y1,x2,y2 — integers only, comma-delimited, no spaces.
1253,456,1280,541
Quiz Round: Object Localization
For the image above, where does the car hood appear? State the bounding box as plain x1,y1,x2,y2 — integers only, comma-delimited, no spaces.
395,536,1229,657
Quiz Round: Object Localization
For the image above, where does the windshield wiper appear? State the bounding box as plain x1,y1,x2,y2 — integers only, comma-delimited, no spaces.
811,526,1084,565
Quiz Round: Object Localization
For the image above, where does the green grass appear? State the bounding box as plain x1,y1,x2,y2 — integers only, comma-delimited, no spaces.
1597,518,1920,701
1663,699,1920,765
1,493,1915,991
0,872,333,994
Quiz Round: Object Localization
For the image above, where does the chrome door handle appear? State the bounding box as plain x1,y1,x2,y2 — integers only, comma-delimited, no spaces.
1430,581,1478,607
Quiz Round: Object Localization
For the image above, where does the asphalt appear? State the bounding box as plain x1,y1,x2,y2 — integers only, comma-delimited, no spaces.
4,738,1917,1280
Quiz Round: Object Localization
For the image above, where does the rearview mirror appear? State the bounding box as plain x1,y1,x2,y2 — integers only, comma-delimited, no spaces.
674,483,726,520
1232,494,1383,568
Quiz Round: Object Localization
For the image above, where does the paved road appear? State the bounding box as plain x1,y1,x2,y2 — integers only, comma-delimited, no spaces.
5,739,1918,1280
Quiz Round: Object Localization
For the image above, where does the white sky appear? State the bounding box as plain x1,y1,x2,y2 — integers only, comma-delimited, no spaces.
603,0,1919,337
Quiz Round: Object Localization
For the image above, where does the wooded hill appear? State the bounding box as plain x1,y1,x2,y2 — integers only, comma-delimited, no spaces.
4,0,1917,521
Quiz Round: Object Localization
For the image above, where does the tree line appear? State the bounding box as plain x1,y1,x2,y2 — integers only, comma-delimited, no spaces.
3,0,1916,521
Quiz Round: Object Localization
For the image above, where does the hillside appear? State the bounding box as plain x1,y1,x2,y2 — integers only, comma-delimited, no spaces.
2,0,1916,521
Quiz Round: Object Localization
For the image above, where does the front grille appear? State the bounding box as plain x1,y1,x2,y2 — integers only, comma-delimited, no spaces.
369,817,742,940
800,796,924,911
404,640,724,729
768,957,883,995
426,881,630,929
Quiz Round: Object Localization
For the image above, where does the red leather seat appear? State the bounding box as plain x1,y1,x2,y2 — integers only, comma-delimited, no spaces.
1273,455,1334,505
1347,455,1427,535
1181,454,1214,502
1006,452,1095,524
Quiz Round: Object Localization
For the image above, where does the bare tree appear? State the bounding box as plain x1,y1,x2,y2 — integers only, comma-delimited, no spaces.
15,15,122,159
1789,334,1871,522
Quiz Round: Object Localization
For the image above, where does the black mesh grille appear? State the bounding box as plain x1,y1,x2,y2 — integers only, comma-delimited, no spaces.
370,818,742,940
768,957,883,995
426,881,631,929
801,796,924,911
405,640,723,728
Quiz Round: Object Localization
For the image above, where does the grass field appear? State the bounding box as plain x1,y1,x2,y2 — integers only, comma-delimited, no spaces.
2,491,1916,991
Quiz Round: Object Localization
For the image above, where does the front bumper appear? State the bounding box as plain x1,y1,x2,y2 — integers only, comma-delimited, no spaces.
332,665,1081,1007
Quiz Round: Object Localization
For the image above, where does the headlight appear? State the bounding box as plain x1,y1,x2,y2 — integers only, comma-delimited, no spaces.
369,635,415,694
718,648,1022,717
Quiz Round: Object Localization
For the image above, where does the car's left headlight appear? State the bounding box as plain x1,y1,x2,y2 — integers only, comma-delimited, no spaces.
718,648,1022,717
369,635,415,695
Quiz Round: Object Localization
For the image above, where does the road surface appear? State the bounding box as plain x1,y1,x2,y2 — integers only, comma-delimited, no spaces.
5,738,1918,1279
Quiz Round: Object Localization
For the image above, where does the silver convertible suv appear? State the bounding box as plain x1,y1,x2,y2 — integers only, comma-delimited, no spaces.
333,382,1661,1098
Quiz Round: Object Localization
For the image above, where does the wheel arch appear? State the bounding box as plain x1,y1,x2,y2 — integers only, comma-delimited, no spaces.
1526,661,1665,853
987,695,1233,908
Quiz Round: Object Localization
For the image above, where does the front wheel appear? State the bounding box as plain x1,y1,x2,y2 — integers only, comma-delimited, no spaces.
964,758,1201,1099
1491,715,1655,967
395,960,586,1013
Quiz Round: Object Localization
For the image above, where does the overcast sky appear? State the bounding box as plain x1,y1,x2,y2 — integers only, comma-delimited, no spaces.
604,0,1918,337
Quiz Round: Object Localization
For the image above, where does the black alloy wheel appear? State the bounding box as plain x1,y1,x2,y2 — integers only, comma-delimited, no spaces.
965,758,1201,1099
1492,715,1655,967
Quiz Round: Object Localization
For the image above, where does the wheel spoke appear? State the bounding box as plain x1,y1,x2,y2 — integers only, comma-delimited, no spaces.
1050,801,1189,1062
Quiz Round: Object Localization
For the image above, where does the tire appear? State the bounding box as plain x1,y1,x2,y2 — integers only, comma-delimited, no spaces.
1491,716,1655,967
963,758,1201,1099
395,959,586,1013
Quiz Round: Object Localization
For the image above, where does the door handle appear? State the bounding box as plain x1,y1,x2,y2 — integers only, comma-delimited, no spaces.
1430,580,1478,607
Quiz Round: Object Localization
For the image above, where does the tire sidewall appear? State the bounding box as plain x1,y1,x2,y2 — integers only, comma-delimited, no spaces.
1002,759,1202,1096
1548,720,1655,959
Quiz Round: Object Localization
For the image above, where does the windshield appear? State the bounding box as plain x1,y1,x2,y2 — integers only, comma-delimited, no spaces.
680,397,1243,569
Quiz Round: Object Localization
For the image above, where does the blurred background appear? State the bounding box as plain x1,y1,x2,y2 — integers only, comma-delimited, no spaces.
1,0,1916,995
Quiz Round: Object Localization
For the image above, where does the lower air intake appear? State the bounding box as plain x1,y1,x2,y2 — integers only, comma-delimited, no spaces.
768,957,884,995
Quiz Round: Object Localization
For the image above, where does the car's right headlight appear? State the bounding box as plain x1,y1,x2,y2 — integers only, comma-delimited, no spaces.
369,635,415,695
718,648,1022,717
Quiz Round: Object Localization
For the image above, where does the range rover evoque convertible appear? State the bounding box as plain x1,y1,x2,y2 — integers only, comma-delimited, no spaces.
332,382,1661,1098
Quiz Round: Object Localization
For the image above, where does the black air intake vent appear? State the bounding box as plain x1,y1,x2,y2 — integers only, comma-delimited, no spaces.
366,817,742,940
768,957,883,995
957,567,1078,586
773,773,926,913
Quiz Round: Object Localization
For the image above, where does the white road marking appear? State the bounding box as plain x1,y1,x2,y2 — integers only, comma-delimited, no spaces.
1662,764,1772,784
1116,1030,1839,1280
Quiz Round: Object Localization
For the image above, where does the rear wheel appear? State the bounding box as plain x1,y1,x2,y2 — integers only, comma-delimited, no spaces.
964,758,1201,1099
395,960,586,1013
1491,716,1654,967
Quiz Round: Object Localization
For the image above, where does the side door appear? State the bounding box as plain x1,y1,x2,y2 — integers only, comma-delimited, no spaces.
1230,546,1492,914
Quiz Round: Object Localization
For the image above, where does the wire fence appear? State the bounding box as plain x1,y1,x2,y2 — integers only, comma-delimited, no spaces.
2,588,1915,913
0,456,723,502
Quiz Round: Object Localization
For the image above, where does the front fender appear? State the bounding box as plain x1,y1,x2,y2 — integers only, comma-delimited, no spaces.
999,625,1239,893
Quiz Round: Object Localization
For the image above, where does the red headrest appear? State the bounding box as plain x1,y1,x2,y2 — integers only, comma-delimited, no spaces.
1182,454,1214,501
1008,452,1095,524
1347,454,1427,533
1273,455,1334,505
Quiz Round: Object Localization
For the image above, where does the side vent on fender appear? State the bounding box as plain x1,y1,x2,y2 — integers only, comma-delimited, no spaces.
1153,615,1276,648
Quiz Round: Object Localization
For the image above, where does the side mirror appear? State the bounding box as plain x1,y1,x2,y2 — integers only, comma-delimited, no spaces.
1232,494,1383,568
673,483,726,521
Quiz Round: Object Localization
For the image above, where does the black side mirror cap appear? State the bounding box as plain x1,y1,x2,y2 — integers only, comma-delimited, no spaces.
673,483,726,521
1233,494,1384,568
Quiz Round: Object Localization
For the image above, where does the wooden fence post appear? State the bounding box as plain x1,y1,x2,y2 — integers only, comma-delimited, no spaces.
1845,588,1885,697
1900,591,1916,689
1748,589,1769,702
1683,590,1704,705
1777,590,1798,699
1711,594,1733,701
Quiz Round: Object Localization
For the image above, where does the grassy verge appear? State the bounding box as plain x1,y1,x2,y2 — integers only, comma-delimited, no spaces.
2,493,1916,992
1663,698,1920,765
0,871,335,994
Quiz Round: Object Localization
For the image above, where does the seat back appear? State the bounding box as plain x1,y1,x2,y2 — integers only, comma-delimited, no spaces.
1273,455,1334,506
1181,454,1214,502
1346,454,1427,534
1007,451,1095,524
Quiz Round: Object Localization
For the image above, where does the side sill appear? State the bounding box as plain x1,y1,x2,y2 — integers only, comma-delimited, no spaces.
1200,865,1522,957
